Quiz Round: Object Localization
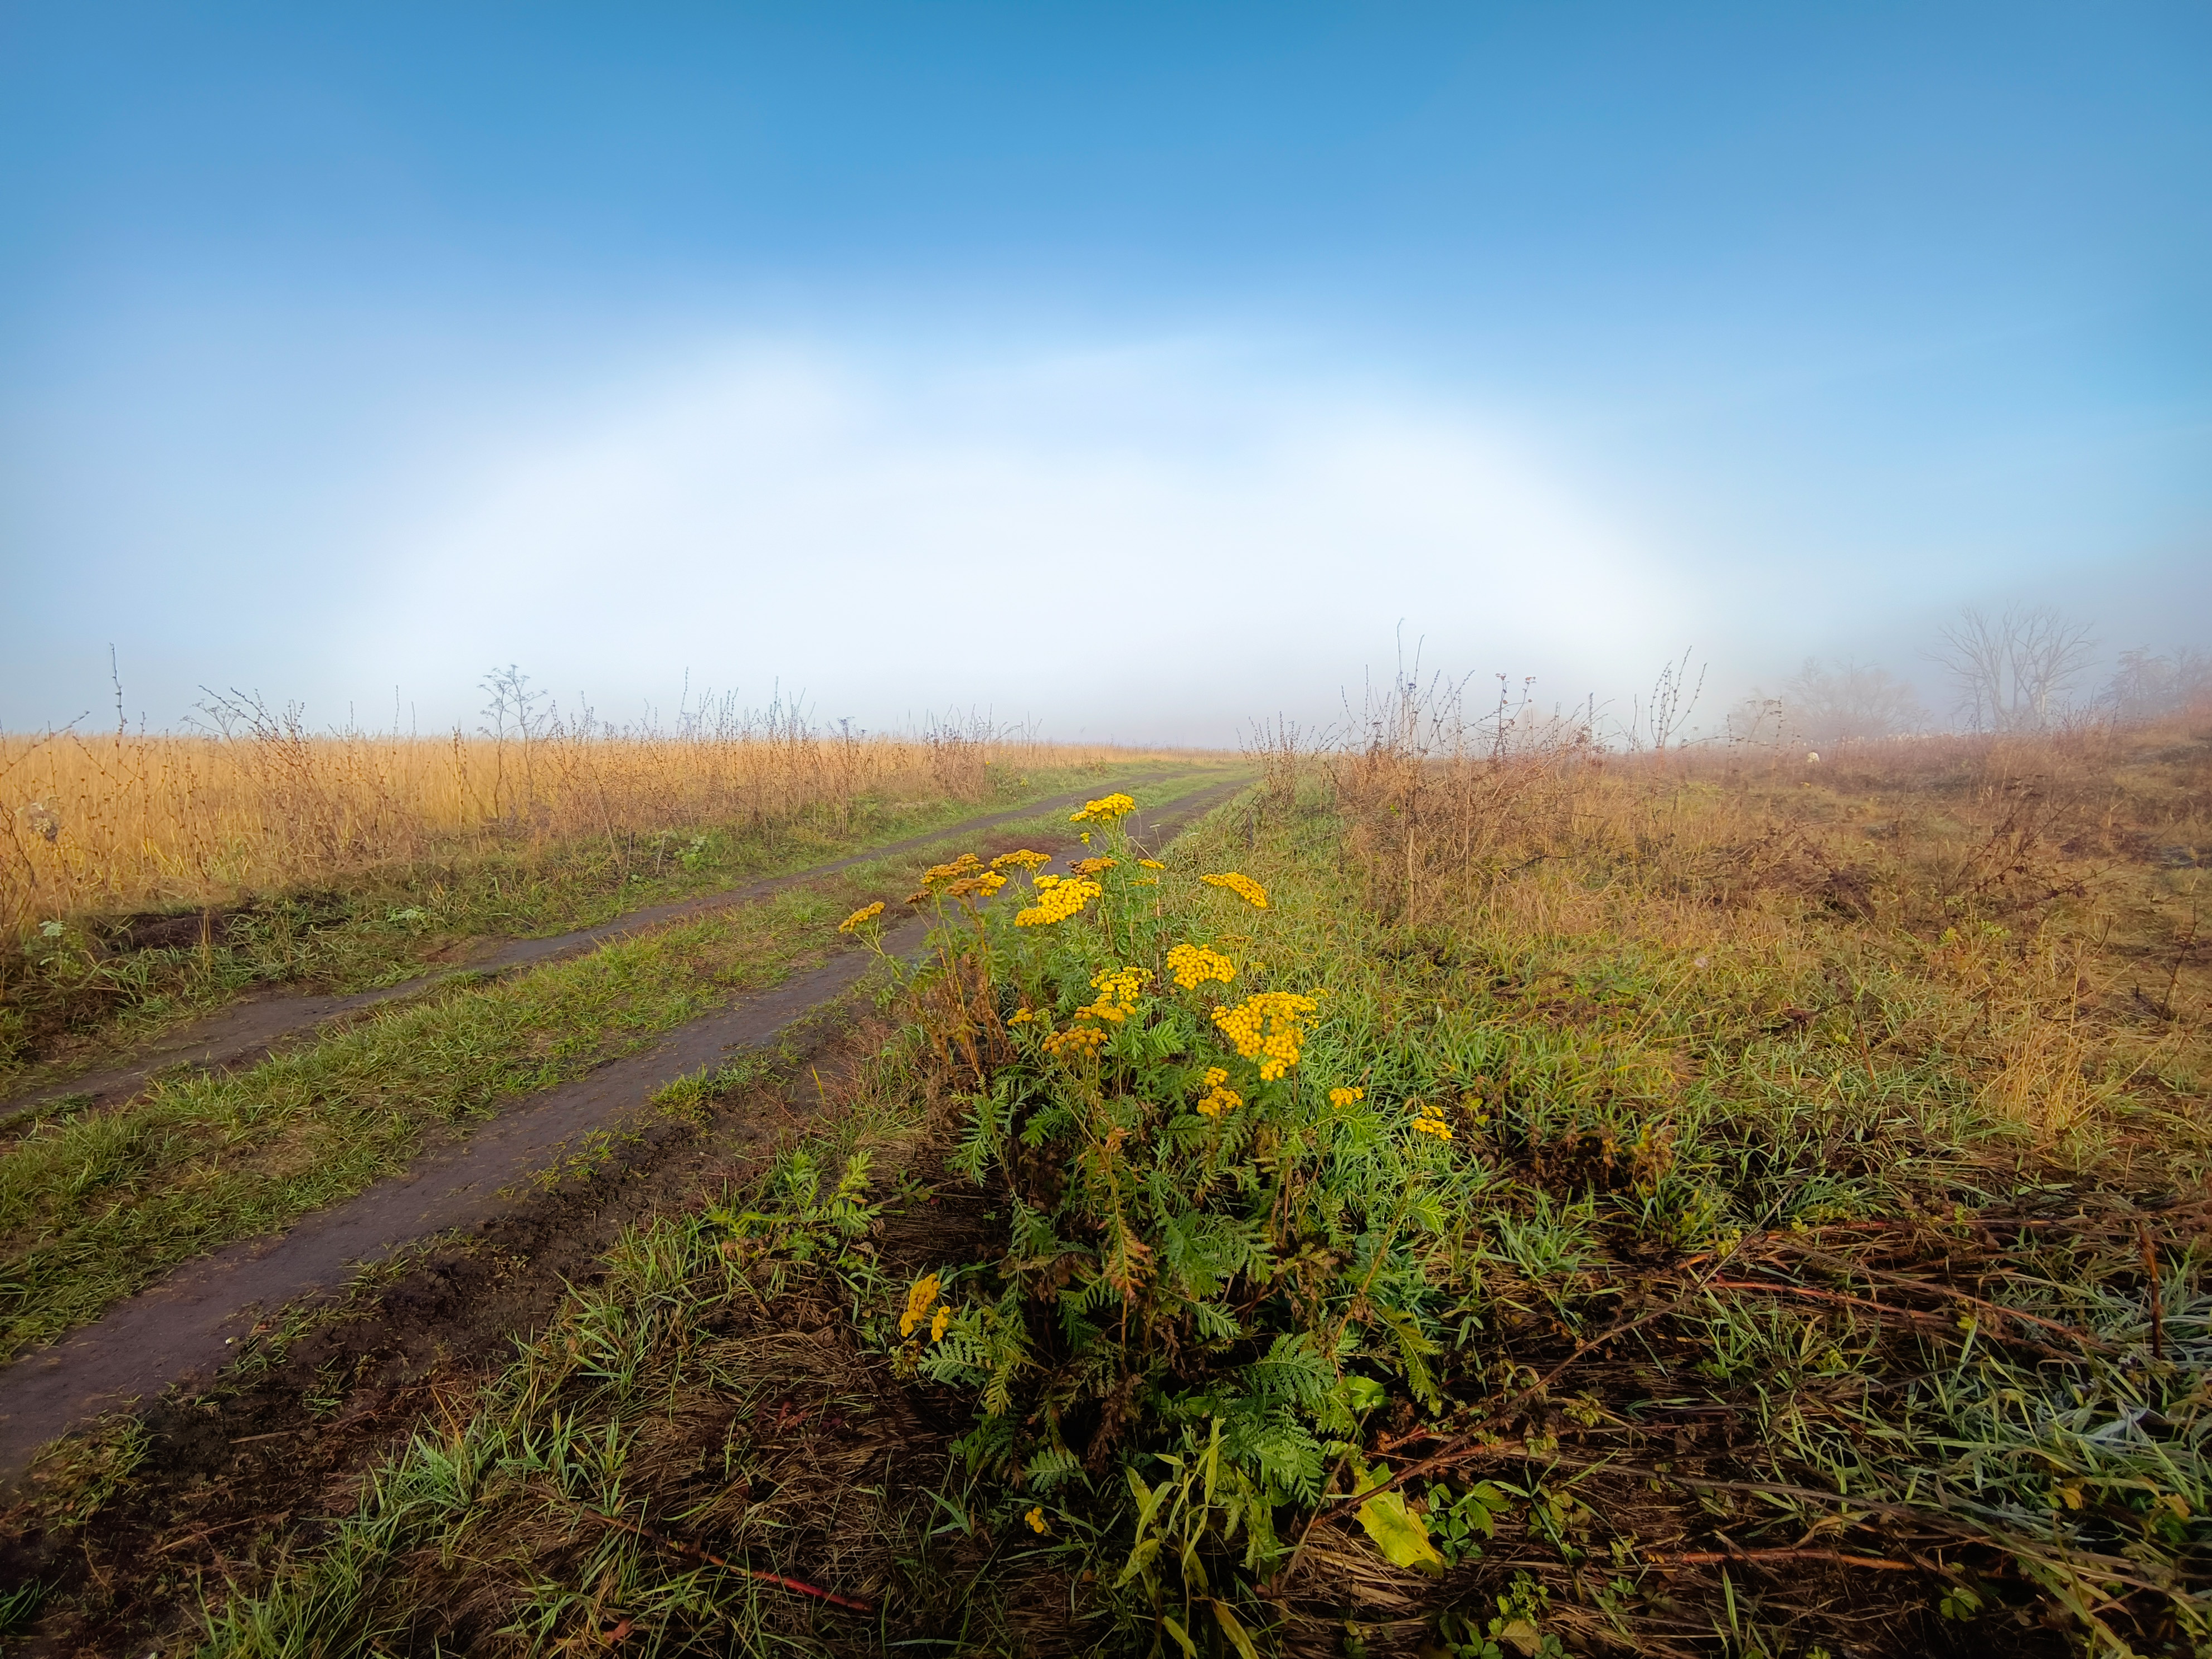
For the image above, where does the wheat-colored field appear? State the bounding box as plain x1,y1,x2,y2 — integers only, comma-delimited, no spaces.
0,707,1149,935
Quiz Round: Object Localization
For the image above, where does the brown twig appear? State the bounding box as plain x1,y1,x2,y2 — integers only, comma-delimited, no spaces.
1707,1277,2097,1361
1469,1450,2172,1597
153,1510,292,1555
1650,1548,1918,1573
1365,1263,1743,1485
2140,1223,2164,1363
1767,1246,2117,1352
585,1510,873,1613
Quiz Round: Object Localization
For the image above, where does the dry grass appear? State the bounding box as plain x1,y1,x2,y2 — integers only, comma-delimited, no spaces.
1,699,1151,937
1324,680,2212,1156
35,693,2212,1657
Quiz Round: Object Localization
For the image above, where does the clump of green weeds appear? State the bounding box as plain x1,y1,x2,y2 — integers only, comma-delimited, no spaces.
198,1134,901,1657
885,775,2212,1656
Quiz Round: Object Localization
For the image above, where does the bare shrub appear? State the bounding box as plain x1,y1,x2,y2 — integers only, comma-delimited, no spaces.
1933,605,2095,733
1778,657,1929,746
1325,663,1597,926
2101,645,2212,724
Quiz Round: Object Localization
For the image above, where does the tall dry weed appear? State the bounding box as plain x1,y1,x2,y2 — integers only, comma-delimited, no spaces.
1314,676,2209,1154
1320,666,1598,925
0,695,1133,936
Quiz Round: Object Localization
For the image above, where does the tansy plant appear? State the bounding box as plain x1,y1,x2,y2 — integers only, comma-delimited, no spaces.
880,792,1482,1641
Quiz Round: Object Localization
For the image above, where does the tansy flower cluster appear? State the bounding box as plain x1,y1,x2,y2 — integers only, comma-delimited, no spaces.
1138,858,1165,870
1079,966,1148,1023
1166,943,1236,990
838,901,885,934
1211,991,1319,1080
1069,856,1118,877
1070,792,1137,823
991,848,1051,872
1043,1024,1109,1059
901,1273,947,1339
1411,1106,1453,1141
1328,1086,1365,1108
941,870,1007,903
1195,1066,1244,1118
1201,872,1269,909
1016,875,1101,927
910,852,984,901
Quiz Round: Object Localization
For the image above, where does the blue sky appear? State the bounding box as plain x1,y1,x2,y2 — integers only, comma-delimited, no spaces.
4,3,2208,741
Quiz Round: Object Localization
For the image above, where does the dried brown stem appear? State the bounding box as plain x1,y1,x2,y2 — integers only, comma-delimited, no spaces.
585,1509,874,1614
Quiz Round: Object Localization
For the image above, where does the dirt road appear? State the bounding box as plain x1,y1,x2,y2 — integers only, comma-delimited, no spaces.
0,771,1196,1124
0,777,1251,1476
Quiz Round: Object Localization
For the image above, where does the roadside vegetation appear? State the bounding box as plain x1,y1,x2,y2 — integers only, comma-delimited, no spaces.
0,775,1233,1362
2,691,1166,1085
166,704,2208,1657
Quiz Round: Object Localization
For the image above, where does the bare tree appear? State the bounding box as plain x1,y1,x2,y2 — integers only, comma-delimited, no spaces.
1932,606,2095,733
1780,658,1928,746
2101,646,2212,723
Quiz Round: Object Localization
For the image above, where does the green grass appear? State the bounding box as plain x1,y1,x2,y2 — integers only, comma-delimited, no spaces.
0,775,1234,1360
195,1114,924,1659
0,760,1178,1093
188,752,2212,1657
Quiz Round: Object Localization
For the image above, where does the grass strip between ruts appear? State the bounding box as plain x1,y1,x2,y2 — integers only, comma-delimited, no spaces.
0,774,1235,1360
1,761,1199,1098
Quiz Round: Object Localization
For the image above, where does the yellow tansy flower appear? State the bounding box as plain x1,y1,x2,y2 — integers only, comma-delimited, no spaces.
909,852,986,902
1211,991,1318,1080
1042,1024,1108,1058
1070,793,1137,823
991,848,1051,872
900,1273,941,1338
838,901,885,934
1328,1086,1365,1107
1200,872,1268,909
1025,1505,1049,1535
1166,943,1236,990
930,1304,951,1342
1016,876,1101,927
942,870,1007,903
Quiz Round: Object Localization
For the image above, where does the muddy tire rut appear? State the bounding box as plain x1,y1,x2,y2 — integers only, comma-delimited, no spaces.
0,1012,866,1657
0,779,1251,1656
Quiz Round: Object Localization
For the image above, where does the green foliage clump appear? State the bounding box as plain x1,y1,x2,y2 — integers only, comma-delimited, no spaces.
896,805,1506,1634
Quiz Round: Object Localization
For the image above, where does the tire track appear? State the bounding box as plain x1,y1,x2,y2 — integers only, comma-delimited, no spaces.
0,777,1251,1474
1,771,1206,1124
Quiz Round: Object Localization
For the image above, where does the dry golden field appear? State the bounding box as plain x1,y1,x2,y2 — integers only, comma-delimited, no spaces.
1,709,1144,937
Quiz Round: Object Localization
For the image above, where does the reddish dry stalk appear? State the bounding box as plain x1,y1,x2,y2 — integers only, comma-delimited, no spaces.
1705,1278,2092,1361
1763,1245,2118,1351
2140,1222,2165,1362
590,1511,874,1614
1650,1548,1918,1573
